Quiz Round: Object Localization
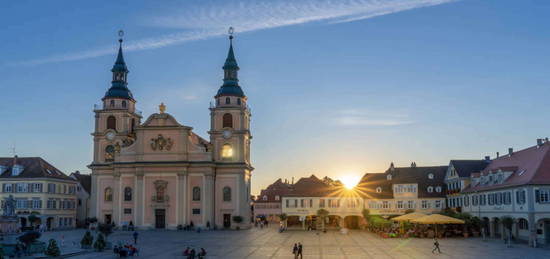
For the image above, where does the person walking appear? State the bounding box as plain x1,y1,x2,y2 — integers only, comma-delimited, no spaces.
297,243,303,259
198,248,207,259
133,231,139,244
292,243,298,258
432,238,441,254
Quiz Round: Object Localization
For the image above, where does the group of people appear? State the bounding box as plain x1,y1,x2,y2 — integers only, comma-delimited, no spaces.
113,244,139,257
183,247,207,258
292,243,303,258
254,218,269,229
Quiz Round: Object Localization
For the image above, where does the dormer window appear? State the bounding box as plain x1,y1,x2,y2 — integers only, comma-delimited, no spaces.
435,186,442,193
262,195,268,201
275,195,280,201
387,174,392,180
428,173,434,179
0,165,6,174
427,186,433,193
376,187,382,193
11,165,24,176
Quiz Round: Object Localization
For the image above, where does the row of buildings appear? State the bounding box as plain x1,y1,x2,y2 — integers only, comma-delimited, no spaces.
253,139,550,246
0,156,91,231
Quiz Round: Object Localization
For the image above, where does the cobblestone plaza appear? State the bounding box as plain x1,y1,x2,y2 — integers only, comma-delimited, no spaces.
37,227,549,259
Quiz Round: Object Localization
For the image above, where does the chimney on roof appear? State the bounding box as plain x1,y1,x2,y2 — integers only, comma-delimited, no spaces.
411,162,416,168
291,177,294,185
484,156,490,161
390,162,395,172
13,155,18,165
537,138,543,147
496,152,500,158
508,148,513,156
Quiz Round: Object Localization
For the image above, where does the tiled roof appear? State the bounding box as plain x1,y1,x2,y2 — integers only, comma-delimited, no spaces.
70,171,91,194
256,178,293,203
0,157,74,181
285,175,351,198
358,165,448,199
450,160,490,178
463,142,550,192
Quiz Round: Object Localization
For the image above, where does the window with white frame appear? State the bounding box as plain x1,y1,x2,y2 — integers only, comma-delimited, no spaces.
32,199,42,209
428,173,434,179
383,201,389,209
516,190,526,204
537,189,549,203
275,195,280,201
376,187,382,193
435,186,442,193
427,186,433,193
421,200,429,209
435,200,441,208
518,218,528,230
472,195,478,206
397,200,404,209
407,200,415,209
387,174,392,180
464,196,469,206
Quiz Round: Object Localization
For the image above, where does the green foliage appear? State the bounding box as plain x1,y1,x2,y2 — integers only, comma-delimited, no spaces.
232,216,243,223
93,233,106,251
45,239,61,257
362,209,370,220
97,223,113,237
501,216,515,231
317,209,329,217
18,231,41,245
80,231,93,247
278,213,287,221
368,215,391,228
89,217,98,223
27,214,39,227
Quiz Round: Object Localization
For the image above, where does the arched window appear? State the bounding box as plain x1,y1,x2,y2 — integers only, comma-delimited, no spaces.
110,100,115,107
435,186,442,193
107,116,116,131
223,186,231,202
104,187,113,202
427,186,434,193
122,101,127,108
124,187,132,201
225,97,230,104
237,98,241,105
223,113,233,128
518,218,528,229
192,186,201,201
222,144,233,158
376,187,382,193
105,145,115,161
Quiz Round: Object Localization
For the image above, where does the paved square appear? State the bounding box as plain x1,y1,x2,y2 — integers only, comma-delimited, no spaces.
35,227,549,259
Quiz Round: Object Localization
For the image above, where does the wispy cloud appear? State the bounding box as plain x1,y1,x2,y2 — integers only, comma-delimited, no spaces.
334,109,414,126
14,0,455,66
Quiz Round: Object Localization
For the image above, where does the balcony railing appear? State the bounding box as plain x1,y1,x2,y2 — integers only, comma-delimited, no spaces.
151,195,169,203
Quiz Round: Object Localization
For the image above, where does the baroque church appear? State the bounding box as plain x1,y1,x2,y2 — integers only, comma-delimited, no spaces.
89,33,253,229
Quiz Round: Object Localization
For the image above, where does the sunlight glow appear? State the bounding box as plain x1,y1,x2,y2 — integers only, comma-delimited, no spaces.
341,175,361,190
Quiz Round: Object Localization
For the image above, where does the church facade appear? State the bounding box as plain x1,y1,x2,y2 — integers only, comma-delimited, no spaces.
89,34,253,230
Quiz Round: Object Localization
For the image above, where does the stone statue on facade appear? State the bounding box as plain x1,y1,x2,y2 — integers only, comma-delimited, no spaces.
2,195,16,217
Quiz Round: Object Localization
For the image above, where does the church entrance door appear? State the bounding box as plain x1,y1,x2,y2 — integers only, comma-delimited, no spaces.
155,209,166,229
223,214,231,229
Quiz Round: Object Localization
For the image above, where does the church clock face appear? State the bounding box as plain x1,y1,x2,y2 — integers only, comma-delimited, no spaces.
106,131,116,141
223,130,232,139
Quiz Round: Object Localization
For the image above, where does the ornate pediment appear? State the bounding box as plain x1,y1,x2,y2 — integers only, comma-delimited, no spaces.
150,134,174,151
141,113,183,127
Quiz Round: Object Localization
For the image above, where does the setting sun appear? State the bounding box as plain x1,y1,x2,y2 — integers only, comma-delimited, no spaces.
341,174,361,190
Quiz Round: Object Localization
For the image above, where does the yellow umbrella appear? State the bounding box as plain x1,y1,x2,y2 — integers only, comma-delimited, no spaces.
392,212,427,222
412,214,465,224
411,214,465,237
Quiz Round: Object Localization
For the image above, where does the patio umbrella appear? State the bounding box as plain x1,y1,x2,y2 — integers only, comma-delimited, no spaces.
411,214,465,237
392,212,427,222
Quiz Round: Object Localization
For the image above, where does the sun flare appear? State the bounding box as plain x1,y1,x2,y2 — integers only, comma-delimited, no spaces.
341,175,361,190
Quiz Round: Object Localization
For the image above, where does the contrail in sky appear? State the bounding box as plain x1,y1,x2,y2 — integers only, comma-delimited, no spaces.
14,0,455,66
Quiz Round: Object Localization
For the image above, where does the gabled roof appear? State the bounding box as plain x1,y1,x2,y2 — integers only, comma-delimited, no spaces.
358,165,448,199
463,142,550,192
70,171,91,194
284,175,352,198
0,157,74,181
256,178,293,203
450,160,489,178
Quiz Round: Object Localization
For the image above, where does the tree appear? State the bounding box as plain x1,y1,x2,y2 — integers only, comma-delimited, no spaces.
317,209,329,231
80,231,93,248
232,216,243,224
362,209,371,225
18,231,41,249
45,239,61,257
404,209,415,214
278,213,287,221
97,223,113,241
501,216,515,247
93,233,106,251
27,214,39,228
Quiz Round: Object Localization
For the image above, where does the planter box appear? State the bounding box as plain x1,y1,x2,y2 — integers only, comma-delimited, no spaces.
28,241,46,254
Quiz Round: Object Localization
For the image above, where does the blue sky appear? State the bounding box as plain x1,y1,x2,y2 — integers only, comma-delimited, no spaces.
1,0,550,193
